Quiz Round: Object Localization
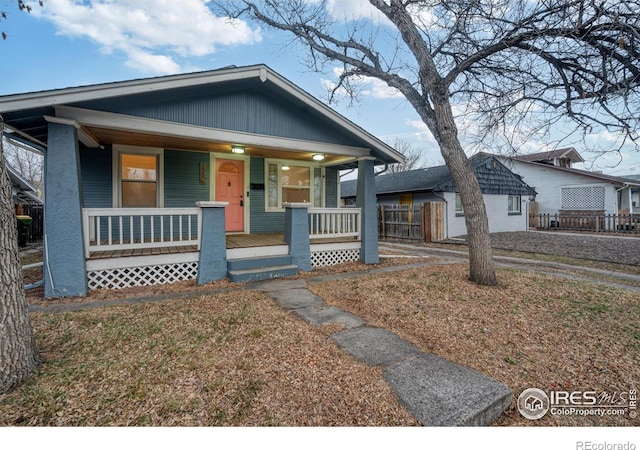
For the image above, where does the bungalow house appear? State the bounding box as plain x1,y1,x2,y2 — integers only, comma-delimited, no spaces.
0,64,403,298
494,148,640,217
341,154,536,238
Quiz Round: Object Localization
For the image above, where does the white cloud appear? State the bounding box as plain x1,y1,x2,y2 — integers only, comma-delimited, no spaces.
321,66,403,100
31,0,261,74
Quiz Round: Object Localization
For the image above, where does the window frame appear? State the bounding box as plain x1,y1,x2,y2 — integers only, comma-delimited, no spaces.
508,194,522,215
264,159,324,212
454,193,464,216
112,145,164,208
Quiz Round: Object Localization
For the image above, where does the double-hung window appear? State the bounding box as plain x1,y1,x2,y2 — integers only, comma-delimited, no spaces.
508,195,521,215
113,145,164,208
266,160,323,211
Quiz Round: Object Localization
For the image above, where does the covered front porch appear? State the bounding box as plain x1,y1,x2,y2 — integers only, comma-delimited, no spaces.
81,203,368,290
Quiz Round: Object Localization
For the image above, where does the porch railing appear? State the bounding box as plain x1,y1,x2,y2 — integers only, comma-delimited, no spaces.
308,207,361,240
82,207,201,257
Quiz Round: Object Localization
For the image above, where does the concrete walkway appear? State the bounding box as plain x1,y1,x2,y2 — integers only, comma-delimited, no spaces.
251,278,512,426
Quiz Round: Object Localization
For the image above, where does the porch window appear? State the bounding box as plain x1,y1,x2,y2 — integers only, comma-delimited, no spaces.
265,160,324,211
508,195,521,215
113,145,164,208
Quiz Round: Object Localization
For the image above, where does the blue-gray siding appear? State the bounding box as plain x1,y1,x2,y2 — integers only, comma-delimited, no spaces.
249,156,284,233
74,89,363,148
325,167,338,208
164,149,209,207
80,145,112,208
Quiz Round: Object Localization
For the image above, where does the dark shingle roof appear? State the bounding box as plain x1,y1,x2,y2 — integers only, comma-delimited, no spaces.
341,154,535,198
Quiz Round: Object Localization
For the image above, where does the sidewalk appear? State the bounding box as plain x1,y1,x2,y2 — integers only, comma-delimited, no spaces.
251,278,512,426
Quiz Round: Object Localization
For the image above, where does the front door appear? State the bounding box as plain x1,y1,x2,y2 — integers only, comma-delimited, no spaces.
215,159,244,232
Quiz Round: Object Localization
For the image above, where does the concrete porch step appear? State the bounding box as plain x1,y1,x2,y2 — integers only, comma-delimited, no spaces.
227,254,293,271
227,264,299,283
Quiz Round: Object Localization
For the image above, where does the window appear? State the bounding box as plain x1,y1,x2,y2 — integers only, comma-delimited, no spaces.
113,146,164,208
508,195,521,214
265,160,323,211
455,193,464,215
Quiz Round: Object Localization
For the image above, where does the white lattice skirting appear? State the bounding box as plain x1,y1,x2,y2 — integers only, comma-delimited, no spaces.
86,254,199,290
311,247,360,267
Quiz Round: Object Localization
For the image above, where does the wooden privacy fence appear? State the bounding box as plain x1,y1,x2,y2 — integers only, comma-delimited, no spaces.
21,204,43,242
531,212,640,234
378,202,445,242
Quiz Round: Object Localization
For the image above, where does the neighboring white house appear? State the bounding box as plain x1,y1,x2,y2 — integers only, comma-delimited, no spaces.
341,154,536,238
493,148,640,217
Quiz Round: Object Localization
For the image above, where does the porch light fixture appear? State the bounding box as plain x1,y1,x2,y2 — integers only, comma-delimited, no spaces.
231,145,245,154
312,153,325,161
281,165,290,171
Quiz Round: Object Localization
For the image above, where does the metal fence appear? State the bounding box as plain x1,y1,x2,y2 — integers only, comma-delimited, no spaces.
530,213,640,234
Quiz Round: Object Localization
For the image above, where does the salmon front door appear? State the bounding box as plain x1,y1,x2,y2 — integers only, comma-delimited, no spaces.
215,159,244,232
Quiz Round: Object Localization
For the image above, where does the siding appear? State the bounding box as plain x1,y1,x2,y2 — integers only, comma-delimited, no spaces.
164,149,210,207
74,88,362,147
249,157,284,233
445,192,528,237
325,167,338,208
80,145,112,208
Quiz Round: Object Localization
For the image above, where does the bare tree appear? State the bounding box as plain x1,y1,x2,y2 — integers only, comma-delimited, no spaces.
215,0,639,285
0,121,42,394
386,138,423,173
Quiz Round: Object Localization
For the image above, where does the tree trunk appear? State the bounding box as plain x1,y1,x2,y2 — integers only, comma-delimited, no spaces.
429,85,497,286
0,124,42,394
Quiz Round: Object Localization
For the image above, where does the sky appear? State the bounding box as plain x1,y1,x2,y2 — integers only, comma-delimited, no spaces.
1,0,639,176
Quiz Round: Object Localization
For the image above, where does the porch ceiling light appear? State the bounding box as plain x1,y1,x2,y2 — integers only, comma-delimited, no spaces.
231,145,245,154
282,165,290,171
312,153,325,161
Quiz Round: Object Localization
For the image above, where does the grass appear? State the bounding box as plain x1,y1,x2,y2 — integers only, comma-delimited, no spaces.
4,256,639,426
310,264,640,426
0,290,415,427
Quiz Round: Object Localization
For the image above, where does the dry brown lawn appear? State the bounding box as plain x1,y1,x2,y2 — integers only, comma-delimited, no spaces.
9,250,639,426
309,264,640,426
1,290,416,426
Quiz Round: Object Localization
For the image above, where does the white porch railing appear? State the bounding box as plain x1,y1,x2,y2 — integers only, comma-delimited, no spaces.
82,207,201,258
308,207,361,239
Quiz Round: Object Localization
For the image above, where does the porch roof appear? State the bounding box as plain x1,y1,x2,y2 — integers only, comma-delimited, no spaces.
0,64,404,169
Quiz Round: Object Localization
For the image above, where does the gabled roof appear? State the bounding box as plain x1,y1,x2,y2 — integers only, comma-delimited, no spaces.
516,147,584,164
497,152,640,187
341,154,535,198
0,64,403,166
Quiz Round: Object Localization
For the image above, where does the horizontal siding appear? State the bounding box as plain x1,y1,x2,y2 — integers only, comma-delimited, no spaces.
80,145,112,208
325,167,338,208
164,149,210,207
249,157,284,233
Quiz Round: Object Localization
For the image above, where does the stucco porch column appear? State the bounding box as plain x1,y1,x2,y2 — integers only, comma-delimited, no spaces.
43,122,87,298
196,201,228,284
357,157,379,264
284,202,311,272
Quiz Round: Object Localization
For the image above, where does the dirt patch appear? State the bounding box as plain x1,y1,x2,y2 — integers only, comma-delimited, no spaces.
486,232,640,266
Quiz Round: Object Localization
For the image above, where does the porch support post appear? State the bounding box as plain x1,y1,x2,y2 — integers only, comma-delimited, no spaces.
44,122,87,298
357,157,379,264
284,202,311,272
196,201,228,284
